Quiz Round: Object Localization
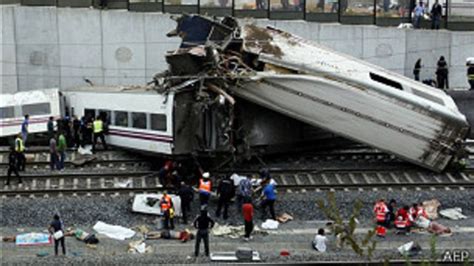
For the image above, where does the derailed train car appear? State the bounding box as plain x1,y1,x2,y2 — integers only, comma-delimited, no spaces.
156,14,469,172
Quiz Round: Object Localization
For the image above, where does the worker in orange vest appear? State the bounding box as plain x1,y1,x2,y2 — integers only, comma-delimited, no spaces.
373,199,388,237
198,172,212,207
160,192,174,230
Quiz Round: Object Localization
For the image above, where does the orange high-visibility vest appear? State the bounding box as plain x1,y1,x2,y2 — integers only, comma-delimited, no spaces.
199,179,211,194
160,195,172,211
374,202,388,222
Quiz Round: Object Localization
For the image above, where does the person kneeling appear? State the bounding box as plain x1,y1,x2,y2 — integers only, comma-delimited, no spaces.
312,228,327,252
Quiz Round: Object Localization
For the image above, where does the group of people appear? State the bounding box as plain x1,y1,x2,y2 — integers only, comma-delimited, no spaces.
5,115,30,185
412,0,443,29
413,56,449,89
374,199,451,237
155,166,278,257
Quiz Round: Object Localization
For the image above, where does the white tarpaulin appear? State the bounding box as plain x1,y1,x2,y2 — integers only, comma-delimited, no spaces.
261,219,279,230
439,208,468,220
93,221,136,240
131,193,182,216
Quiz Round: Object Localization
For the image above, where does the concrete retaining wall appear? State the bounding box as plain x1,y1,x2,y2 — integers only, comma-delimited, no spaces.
1,5,474,93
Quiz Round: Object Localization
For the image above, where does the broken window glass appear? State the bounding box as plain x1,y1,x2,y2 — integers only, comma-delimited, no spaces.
0,106,15,119
151,114,167,131
132,112,147,129
22,103,51,116
115,111,129,127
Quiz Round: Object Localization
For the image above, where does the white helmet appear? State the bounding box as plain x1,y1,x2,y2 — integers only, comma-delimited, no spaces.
203,172,210,179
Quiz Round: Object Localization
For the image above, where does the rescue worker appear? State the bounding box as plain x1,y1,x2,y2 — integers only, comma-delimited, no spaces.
260,177,277,221
467,60,474,90
373,199,388,237
215,175,235,220
198,172,212,207
394,205,412,235
49,135,59,171
72,115,81,149
21,114,29,145
409,203,427,221
6,146,21,185
242,197,254,241
158,160,173,186
57,131,67,171
178,181,194,224
47,116,55,140
386,199,397,228
236,175,252,211
15,133,26,172
92,116,107,152
436,56,449,90
49,214,66,256
160,192,174,230
193,208,215,257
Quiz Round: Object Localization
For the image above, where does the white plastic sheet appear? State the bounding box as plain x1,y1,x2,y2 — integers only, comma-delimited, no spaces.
439,208,468,220
93,221,135,240
261,219,279,230
131,193,182,216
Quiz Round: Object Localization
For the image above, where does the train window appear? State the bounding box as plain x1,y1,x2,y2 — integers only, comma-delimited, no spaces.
132,112,147,129
369,72,403,90
22,103,51,116
151,114,167,131
98,109,111,123
114,111,129,127
84,109,96,120
412,89,445,106
0,106,15,119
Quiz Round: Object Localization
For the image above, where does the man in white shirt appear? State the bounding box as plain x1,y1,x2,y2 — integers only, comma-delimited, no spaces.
312,228,327,252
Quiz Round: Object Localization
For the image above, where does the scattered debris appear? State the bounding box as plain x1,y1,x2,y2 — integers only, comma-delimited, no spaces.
211,248,261,262
78,145,93,155
280,249,290,256
131,193,182,216
128,240,152,254
212,224,266,238
71,154,97,167
93,221,135,241
398,241,421,257
276,213,293,224
439,208,468,220
36,251,49,257
422,199,441,220
15,233,52,246
115,179,132,188
261,219,279,230
134,225,151,235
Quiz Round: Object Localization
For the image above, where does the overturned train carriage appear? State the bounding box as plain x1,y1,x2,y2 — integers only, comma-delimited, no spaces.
162,15,469,172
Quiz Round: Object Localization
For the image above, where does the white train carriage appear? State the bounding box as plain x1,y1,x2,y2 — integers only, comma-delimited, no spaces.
231,25,470,172
64,87,175,155
0,88,61,138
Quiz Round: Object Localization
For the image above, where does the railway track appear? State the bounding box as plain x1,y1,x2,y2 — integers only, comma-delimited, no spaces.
1,142,473,197
2,167,473,197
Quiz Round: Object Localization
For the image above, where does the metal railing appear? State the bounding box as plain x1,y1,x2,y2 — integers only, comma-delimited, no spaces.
3,0,473,30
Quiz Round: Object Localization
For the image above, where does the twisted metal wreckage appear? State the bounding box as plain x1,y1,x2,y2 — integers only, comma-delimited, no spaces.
150,14,469,172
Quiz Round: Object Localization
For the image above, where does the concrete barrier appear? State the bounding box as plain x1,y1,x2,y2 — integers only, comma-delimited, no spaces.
1,5,473,93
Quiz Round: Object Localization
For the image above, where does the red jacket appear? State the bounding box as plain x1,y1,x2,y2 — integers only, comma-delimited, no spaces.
242,203,254,222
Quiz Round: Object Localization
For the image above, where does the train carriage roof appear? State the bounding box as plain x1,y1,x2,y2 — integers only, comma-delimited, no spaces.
64,85,162,95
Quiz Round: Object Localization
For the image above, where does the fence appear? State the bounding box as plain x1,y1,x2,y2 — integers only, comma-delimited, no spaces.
2,0,474,30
